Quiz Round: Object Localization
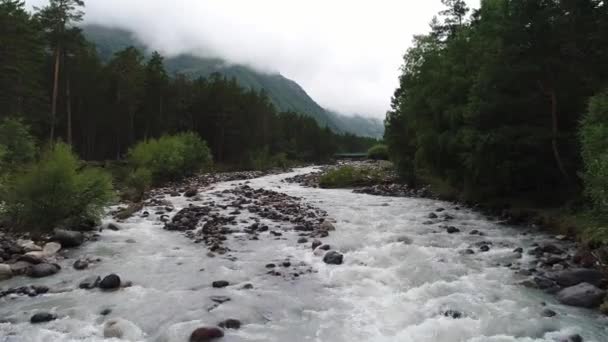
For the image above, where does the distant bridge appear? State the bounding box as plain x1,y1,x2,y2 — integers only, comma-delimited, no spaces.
333,153,367,160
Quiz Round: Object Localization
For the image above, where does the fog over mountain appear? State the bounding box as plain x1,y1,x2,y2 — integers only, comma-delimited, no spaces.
26,0,479,118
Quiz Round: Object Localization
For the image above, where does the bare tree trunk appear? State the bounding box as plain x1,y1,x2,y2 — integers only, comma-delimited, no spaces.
66,76,72,145
50,46,61,143
538,80,570,183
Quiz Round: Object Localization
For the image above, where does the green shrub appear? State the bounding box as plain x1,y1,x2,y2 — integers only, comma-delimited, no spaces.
367,144,389,160
3,143,114,231
0,118,37,168
580,89,608,214
128,132,212,183
319,166,384,188
124,167,153,201
247,148,293,171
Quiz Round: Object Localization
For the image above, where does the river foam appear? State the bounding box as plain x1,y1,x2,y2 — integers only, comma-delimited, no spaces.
1,167,607,341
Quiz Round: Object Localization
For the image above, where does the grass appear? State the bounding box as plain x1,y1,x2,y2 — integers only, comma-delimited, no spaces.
319,165,386,188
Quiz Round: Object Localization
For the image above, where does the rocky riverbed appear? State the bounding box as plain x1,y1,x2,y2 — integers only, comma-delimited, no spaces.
0,167,607,341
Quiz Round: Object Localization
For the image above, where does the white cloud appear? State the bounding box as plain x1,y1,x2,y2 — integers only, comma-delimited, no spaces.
27,0,480,117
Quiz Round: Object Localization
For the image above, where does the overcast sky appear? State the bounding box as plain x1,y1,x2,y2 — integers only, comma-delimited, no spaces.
27,0,479,118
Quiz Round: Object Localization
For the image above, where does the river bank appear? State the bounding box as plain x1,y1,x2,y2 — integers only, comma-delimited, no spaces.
1,167,607,341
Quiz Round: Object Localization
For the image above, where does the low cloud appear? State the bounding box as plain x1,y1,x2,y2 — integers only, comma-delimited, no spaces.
27,0,479,117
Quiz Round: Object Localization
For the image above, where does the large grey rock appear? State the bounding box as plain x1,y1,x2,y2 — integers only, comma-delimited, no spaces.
52,229,83,248
42,242,61,257
557,282,606,308
323,251,344,265
549,268,606,287
30,312,56,324
0,264,12,280
9,261,33,275
19,251,45,264
99,274,121,290
320,221,336,231
190,327,224,342
29,263,60,278
79,275,101,289
18,240,42,252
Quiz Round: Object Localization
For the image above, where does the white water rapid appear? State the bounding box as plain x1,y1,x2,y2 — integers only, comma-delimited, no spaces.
1,167,607,341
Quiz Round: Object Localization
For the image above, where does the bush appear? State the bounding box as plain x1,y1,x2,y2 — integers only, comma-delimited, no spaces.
124,167,153,201
367,144,389,160
580,89,608,214
128,132,212,183
247,148,293,171
2,143,114,231
0,118,37,167
319,166,385,188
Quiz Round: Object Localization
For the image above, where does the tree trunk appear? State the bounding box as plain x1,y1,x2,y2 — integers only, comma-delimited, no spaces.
50,46,61,143
538,81,570,183
66,76,72,145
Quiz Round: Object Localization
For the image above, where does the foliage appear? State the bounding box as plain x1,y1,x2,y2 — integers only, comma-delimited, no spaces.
367,144,389,160
2,143,114,231
580,89,608,214
128,132,212,183
386,0,608,201
124,167,152,201
319,166,385,189
0,117,37,167
247,148,293,171
0,0,46,122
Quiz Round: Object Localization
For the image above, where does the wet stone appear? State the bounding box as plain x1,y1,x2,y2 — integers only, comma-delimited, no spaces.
212,280,229,288
218,318,241,329
99,274,121,290
30,312,56,324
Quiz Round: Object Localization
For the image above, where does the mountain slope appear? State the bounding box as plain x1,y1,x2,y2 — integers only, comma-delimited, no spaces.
82,24,384,137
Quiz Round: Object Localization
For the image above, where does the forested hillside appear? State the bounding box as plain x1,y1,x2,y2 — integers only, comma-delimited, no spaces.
0,0,376,165
386,0,608,210
82,24,384,138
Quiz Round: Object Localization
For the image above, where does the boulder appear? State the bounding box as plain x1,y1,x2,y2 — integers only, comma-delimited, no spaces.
28,263,59,278
218,318,241,329
79,275,101,289
99,274,121,290
0,264,12,280
184,188,198,197
9,261,32,275
312,240,322,250
557,282,606,308
18,240,42,252
549,268,606,287
103,318,144,340
320,221,335,231
541,244,564,255
297,237,308,244
73,259,89,270
30,312,56,324
446,226,460,234
212,280,229,288
323,251,344,265
19,251,45,264
190,327,224,342
52,229,83,248
107,223,121,231
42,242,61,257
541,308,557,317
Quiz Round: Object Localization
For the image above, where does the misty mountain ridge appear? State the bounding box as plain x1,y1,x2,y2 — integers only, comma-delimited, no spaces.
82,24,384,138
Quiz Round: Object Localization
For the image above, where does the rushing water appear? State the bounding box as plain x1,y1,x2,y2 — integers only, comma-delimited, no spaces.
1,167,607,342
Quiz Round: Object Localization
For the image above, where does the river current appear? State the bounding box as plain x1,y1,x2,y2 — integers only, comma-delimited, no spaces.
1,167,607,341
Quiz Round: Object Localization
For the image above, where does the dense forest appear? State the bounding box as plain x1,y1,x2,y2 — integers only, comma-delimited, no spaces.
0,0,375,165
385,0,608,216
